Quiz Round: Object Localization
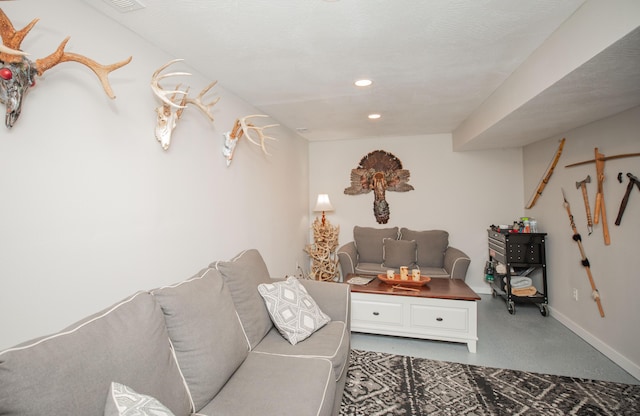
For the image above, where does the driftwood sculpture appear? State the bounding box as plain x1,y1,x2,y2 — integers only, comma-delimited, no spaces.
304,217,340,281
0,9,132,128
344,150,414,224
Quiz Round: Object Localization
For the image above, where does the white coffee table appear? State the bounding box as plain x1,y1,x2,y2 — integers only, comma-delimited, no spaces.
348,275,480,353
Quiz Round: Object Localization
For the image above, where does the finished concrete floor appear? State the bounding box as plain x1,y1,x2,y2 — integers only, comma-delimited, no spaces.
351,294,639,385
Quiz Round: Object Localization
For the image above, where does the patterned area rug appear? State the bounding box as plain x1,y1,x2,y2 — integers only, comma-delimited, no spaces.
340,349,640,416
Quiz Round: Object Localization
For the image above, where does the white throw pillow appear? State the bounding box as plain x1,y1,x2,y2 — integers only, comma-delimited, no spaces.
258,276,331,345
104,382,175,416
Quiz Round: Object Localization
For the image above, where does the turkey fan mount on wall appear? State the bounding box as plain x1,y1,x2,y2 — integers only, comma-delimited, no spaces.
344,150,414,224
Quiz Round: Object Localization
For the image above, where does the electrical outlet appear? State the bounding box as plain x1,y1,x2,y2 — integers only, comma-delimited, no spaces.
572,288,578,301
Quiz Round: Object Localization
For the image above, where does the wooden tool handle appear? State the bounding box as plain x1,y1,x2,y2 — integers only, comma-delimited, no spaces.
600,195,610,245
580,185,593,228
594,193,601,225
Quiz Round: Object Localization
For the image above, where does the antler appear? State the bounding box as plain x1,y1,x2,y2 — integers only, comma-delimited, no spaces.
35,37,132,99
0,9,131,98
183,81,220,121
151,59,219,119
151,58,190,109
238,115,279,155
0,9,36,63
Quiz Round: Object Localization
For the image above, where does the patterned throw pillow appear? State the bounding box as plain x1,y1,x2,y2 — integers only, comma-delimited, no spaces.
104,382,175,416
258,276,331,345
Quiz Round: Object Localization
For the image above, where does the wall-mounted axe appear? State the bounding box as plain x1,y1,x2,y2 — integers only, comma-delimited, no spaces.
575,175,593,235
615,173,640,226
566,148,640,245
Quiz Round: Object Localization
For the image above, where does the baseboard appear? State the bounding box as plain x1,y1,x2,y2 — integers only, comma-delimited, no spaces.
551,307,640,381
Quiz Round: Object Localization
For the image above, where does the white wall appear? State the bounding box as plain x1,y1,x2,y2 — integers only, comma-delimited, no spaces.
309,134,524,294
523,106,640,379
0,1,309,350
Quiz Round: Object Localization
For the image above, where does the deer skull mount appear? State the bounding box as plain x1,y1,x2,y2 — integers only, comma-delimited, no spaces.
0,9,132,129
344,150,414,224
151,59,219,150
222,115,278,166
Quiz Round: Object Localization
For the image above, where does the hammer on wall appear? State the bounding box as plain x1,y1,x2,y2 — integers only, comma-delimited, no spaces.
576,175,593,235
615,173,640,226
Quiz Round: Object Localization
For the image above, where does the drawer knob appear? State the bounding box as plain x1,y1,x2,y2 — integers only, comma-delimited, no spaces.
373,312,380,316
436,317,443,322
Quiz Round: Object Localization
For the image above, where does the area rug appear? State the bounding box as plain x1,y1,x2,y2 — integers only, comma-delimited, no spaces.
340,349,640,416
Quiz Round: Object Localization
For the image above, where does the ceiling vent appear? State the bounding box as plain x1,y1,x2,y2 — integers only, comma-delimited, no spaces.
103,0,145,13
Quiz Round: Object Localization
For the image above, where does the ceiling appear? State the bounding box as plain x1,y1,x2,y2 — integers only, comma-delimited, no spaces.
81,0,640,150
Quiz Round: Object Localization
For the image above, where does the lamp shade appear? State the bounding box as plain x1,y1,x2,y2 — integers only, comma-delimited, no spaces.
313,194,334,212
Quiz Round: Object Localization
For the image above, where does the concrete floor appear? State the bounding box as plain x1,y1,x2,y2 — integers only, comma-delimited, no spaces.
351,294,639,385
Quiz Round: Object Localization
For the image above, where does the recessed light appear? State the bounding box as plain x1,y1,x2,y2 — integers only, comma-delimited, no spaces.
368,113,381,120
354,79,373,87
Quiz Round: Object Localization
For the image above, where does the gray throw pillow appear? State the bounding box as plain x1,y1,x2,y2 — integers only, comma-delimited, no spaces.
400,228,449,268
354,226,399,263
258,276,330,345
382,238,417,268
212,249,274,349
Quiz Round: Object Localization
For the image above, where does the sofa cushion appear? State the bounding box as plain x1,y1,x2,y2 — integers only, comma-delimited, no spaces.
382,238,417,268
354,226,399,263
258,276,331,345
212,249,274,349
355,262,390,275
151,268,248,411
104,382,175,416
0,292,191,416
199,352,336,416
400,228,449,268
418,266,451,278
253,320,349,382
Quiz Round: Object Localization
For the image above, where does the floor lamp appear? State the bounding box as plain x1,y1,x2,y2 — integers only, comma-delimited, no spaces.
305,194,340,281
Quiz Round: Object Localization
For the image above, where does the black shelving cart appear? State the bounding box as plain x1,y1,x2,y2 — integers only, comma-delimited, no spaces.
487,229,549,316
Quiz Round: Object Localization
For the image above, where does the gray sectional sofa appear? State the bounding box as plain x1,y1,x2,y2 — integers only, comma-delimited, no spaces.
0,249,351,416
338,226,471,280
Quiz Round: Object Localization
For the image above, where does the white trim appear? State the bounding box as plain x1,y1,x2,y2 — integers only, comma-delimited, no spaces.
151,268,218,292
552,307,640,381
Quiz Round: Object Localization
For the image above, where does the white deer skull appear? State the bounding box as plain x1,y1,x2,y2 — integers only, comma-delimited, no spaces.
151,59,219,150
222,115,278,166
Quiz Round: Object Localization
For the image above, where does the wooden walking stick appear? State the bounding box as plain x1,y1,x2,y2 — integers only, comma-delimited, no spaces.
525,138,565,209
562,189,605,317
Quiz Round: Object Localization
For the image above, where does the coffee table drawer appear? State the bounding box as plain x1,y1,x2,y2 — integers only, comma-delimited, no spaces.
410,304,468,331
352,298,403,326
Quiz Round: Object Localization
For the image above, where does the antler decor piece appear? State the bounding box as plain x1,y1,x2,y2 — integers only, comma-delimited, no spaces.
222,115,278,166
0,9,132,128
344,150,414,224
151,59,219,150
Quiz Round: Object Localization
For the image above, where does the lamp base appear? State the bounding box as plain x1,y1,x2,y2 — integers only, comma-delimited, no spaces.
304,216,340,281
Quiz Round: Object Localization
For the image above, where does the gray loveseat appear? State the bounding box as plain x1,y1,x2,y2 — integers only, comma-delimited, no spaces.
0,249,351,416
338,226,471,280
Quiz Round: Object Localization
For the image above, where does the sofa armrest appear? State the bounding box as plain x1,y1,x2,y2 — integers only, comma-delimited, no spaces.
299,280,351,327
444,246,471,280
337,241,357,280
